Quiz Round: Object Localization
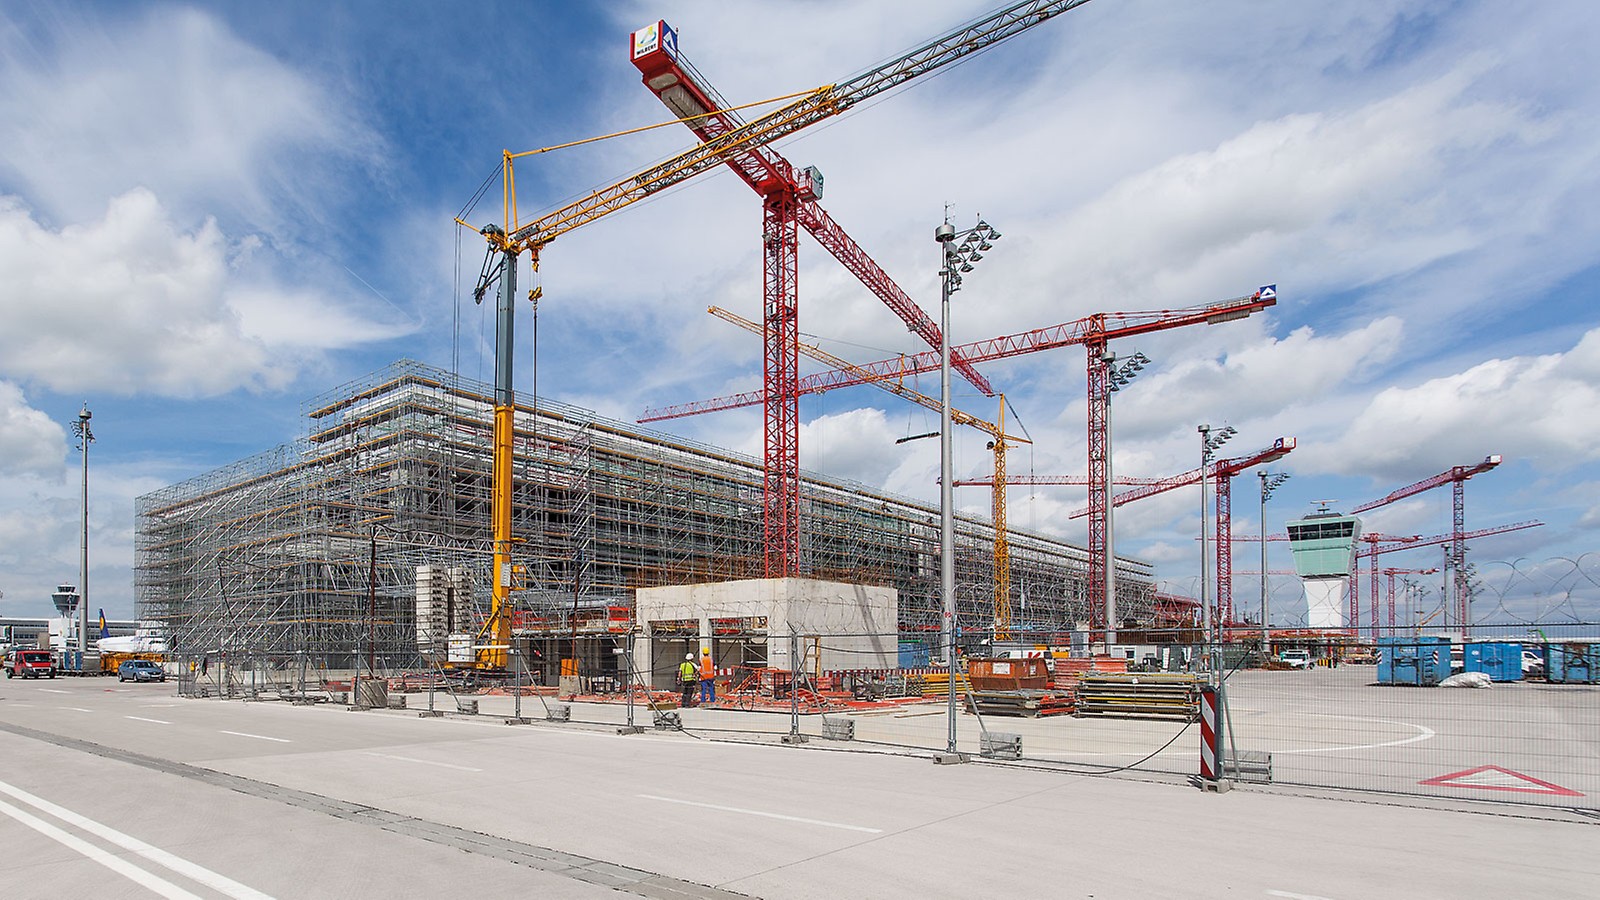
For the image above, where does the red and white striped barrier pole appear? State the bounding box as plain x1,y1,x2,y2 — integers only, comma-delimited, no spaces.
1199,683,1222,783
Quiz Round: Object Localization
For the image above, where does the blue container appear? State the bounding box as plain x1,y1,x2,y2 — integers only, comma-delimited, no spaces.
1377,636,1451,686
1463,642,1523,682
898,641,931,669
1546,643,1597,684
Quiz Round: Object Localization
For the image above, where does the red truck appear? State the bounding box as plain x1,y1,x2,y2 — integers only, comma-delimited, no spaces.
7,649,55,679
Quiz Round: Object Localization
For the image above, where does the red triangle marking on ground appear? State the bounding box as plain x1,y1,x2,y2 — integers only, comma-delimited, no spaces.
1418,764,1584,797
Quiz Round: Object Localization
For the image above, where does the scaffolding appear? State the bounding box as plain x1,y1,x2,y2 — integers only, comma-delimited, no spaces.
135,360,1155,688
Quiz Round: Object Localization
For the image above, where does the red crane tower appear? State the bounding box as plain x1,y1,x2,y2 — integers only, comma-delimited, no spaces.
1356,520,1540,635
1066,437,1296,627
632,9,1111,577
645,291,1277,613
1383,567,1439,633
1351,455,1501,637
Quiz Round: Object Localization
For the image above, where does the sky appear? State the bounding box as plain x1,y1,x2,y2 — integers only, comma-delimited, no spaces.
2,0,1598,631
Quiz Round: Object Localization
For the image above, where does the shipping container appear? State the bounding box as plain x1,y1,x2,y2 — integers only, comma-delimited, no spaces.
1545,643,1597,684
1376,636,1451,686
1462,642,1523,682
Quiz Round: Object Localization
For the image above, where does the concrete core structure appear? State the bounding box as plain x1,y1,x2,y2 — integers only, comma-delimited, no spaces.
635,578,897,688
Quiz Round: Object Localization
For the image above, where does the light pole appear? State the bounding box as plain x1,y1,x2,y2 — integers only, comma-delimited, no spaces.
1103,351,1149,647
936,213,1000,756
1198,424,1235,663
1258,471,1289,657
72,406,94,661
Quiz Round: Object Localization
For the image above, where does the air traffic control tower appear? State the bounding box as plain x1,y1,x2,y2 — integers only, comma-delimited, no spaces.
1287,510,1361,629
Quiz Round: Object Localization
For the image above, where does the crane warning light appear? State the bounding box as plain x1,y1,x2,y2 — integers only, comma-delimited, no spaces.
631,20,677,62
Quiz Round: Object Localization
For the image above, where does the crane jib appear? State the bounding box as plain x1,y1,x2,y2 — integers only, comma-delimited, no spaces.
514,0,1095,249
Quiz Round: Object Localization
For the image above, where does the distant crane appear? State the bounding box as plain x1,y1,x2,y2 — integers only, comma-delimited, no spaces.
706,306,1029,636
1356,520,1541,636
647,290,1278,622
1383,567,1439,633
1351,455,1501,637
1066,437,1297,627
458,0,1099,666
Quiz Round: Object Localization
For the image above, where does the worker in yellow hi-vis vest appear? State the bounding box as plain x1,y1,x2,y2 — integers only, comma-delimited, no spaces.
699,648,716,705
678,654,698,707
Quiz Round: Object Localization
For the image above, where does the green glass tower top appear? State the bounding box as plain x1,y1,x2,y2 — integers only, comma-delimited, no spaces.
1287,512,1361,577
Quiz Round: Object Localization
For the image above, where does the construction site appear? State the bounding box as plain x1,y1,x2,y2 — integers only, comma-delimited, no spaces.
134,359,1165,691
117,0,1592,813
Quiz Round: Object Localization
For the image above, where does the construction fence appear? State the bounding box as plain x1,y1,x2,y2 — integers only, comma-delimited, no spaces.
166,621,1598,813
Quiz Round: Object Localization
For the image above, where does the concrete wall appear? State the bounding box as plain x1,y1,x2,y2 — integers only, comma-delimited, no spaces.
634,578,898,686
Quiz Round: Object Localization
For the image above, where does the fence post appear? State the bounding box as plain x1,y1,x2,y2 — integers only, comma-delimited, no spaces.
1198,683,1230,792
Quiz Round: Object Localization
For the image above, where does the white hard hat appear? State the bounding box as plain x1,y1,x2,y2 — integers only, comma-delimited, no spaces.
686,653,695,660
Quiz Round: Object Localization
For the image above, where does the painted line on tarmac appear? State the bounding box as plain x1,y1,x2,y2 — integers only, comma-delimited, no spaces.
0,720,751,900
219,730,292,743
59,707,94,713
639,793,883,833
365,752,482,772
126,716,173,725
40,688,69,694
0,779,273,899
1272,715,1436,755
1267,890,1334,900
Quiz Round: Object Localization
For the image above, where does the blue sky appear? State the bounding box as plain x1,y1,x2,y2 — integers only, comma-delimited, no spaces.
2,0,1598,628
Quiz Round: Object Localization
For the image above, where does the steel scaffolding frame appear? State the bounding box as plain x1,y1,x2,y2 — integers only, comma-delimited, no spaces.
136,360,1153,683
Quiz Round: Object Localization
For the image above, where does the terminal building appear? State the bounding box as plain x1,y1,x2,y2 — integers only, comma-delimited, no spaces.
1286,509,1362,629
134,360,1157,685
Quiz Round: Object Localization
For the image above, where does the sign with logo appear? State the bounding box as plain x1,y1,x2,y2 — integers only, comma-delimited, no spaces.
631,20,677,61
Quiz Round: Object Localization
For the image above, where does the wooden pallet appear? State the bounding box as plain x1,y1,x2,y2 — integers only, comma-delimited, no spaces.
968,689,1075,718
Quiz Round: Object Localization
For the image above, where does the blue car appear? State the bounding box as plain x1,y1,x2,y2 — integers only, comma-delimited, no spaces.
118,659,166,682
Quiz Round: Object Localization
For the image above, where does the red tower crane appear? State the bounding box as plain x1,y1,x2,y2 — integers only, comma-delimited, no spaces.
1356,520,1540,635
1351,455,1501,636
645,291,1277,606
1383,567,1439,632
1065,437,1296,627
620,3,1097,577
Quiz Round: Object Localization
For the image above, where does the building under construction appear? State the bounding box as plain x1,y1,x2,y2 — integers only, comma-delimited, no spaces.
134,360,1158,686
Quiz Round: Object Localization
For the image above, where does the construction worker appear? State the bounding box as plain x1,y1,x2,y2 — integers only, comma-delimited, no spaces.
678,653,698,707
699,648,715,704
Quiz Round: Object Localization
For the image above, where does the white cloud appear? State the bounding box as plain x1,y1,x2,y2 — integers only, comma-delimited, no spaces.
1326,327,1600,478
0,190,272,396
0,381,66,477
0,5,380,234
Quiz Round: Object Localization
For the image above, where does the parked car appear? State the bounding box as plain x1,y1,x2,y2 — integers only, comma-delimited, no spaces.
117,659,166,683
1522,649,1545,677
8,649,55,679
1279,649,1311,669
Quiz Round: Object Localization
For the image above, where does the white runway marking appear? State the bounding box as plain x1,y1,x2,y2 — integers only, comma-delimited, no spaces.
1273,715,1436,754
219,730,291,743
40,688,69,694
1267,890,1334,900
59,707,93,713
639,793,882,833
365,752,482,772
126,716,172,725
0,778,274,899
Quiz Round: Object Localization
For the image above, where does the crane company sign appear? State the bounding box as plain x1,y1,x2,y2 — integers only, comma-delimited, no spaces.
631,20,677,61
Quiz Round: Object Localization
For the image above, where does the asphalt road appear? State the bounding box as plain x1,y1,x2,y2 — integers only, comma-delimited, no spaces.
1,674,1594,899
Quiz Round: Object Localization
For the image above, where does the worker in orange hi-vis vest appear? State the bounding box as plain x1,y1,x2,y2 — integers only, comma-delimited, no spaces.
698,648,716,704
